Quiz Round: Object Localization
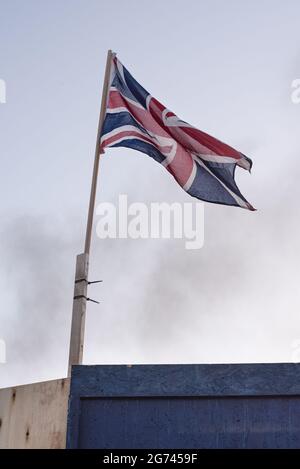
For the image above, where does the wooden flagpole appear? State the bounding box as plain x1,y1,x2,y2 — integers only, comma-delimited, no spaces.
84,49,113,256
68,50,113,376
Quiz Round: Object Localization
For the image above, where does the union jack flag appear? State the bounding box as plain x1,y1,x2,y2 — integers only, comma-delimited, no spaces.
100,54,254,210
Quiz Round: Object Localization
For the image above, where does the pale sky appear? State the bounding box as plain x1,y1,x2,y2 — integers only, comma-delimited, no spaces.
1,0,300,387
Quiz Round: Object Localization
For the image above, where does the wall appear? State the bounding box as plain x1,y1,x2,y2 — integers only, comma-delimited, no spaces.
67,364,300,449
0,378,69,448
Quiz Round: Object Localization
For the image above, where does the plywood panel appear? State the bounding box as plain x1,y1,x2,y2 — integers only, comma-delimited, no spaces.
76,396,300,449
0,378,69,448
67,364,300,449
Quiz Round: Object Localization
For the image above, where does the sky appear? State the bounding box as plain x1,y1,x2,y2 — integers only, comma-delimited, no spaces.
1,0,300,387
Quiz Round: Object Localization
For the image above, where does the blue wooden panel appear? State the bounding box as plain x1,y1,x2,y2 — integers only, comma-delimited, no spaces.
67,364,300,449
76,397,300,449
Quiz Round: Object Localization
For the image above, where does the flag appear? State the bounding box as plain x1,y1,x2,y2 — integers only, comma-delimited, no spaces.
100,54,254,210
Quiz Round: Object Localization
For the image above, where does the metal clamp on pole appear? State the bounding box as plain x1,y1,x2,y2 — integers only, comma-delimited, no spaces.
74,279,103,285
73,295,100,305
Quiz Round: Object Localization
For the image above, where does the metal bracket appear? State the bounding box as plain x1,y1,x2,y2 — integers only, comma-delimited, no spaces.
74,278,102,305
75,278,87,285
75,278,103,285
73,295,100,305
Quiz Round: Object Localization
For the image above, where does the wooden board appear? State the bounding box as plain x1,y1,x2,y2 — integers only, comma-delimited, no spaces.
68,253,89,375
0,378,69,448
67,364,300,449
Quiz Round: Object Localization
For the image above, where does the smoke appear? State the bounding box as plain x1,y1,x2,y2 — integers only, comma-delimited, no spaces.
0,215,81,387
1,148,300,387
83,149,300,366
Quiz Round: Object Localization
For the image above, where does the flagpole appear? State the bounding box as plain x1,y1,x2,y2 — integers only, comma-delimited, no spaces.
84,49,113,255
68,50,113,376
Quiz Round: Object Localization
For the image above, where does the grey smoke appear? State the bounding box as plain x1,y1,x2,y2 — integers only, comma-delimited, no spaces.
1,154,300,388
0,215,81,386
